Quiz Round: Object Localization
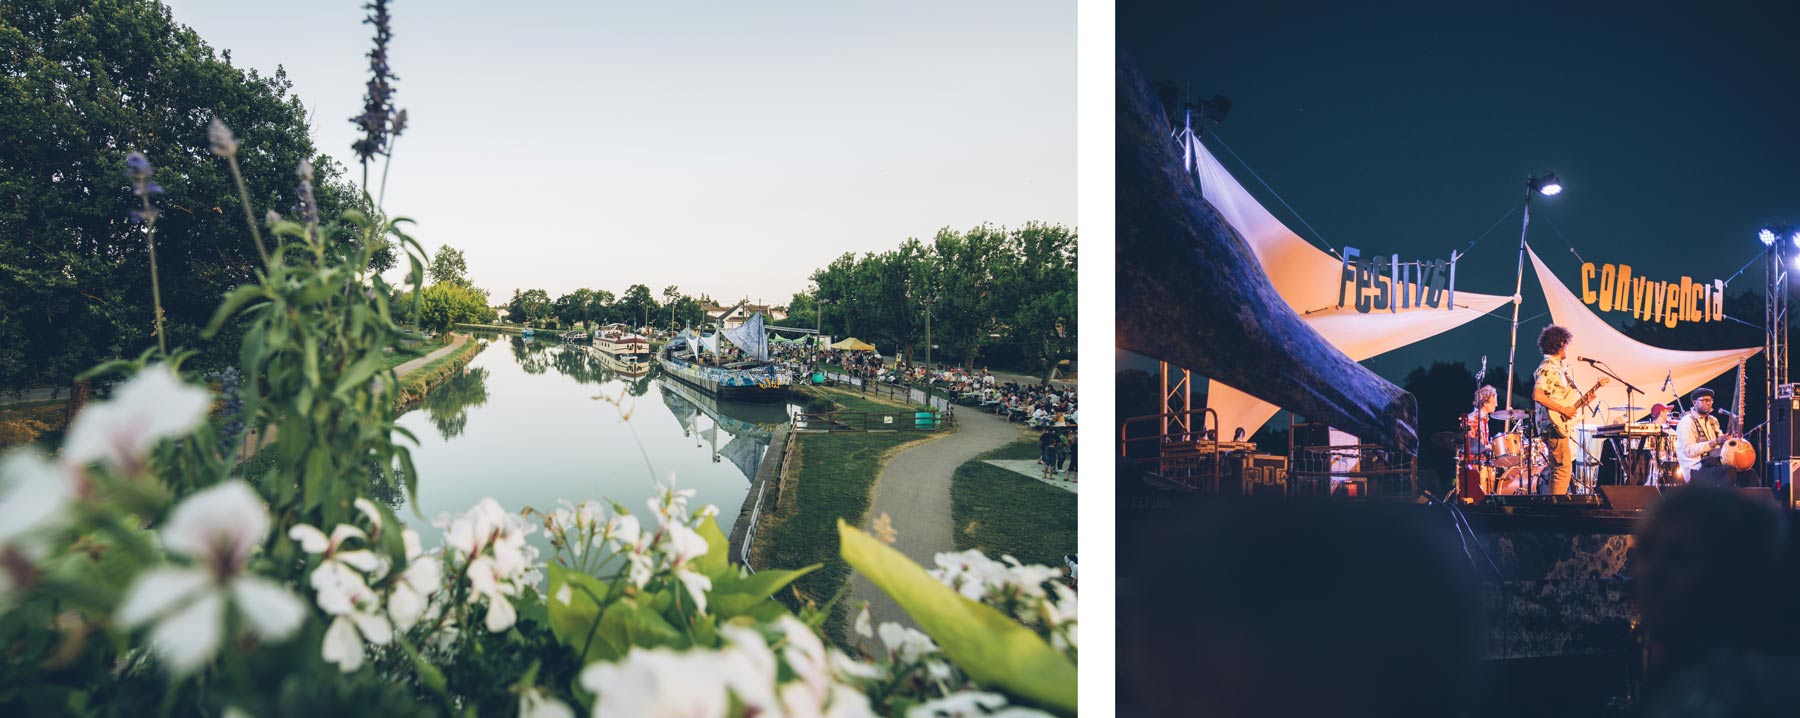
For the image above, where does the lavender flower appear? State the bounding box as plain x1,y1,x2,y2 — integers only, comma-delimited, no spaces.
124,152,152,180
293,160,320,234
350,0,398,164
217,368,246,450
208,118,239,158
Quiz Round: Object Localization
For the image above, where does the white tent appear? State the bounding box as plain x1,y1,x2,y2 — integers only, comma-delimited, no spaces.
1528,246,1758,424
1180,123,1513,437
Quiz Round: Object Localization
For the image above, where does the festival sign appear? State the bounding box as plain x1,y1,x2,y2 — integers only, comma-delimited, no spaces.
1578,262,1724,328
1336,246,1458,313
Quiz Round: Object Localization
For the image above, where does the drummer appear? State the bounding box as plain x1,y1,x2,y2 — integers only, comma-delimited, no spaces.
1463,385,1498,458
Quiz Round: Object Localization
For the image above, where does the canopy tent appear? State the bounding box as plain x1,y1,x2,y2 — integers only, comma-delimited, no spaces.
1179,122,1514,438
831,337,876,351
700,333,721,356
721,313,770,361
769,334,794,344
1528,246,1758,425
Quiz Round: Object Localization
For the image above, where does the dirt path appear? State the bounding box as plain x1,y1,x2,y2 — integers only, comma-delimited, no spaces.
847,405,1020,645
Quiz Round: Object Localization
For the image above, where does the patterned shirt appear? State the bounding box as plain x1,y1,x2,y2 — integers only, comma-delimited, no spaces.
1533,355,1579,435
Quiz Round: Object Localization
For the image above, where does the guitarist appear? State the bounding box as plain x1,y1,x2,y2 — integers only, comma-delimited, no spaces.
1532,325,1609,494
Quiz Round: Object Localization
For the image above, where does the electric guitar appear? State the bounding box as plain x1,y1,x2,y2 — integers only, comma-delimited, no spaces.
1537,376,1612,438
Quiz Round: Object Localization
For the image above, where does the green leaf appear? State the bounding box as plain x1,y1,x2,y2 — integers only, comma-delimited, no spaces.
334,352,384,398
544,563,607,661
837,520,1077,715
695,515,730,580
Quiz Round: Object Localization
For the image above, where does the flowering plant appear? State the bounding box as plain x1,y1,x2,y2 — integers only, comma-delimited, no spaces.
0,3,1076,714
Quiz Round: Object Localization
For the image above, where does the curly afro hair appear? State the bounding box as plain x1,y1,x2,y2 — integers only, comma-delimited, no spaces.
1538,325,1572,356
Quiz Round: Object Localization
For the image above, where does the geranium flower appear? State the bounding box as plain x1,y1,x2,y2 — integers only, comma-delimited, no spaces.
319,584,393,672
438,498,540,632
905,692,1055,718
580,648,730,718
661,522,711,613
115,481,306,675
388,528,442,632
0,451,76,601
289,522,384,614
519,685,575,718
63,365,211,474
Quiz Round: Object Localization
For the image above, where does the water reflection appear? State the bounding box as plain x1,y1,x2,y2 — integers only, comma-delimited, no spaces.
422,366,490,440
394,334,796,558
658,379,787,482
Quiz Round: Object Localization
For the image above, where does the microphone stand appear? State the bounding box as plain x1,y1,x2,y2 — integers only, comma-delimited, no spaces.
1590,359,1642,485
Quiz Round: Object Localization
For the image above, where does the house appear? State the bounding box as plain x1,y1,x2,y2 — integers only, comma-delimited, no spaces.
703,299,788,329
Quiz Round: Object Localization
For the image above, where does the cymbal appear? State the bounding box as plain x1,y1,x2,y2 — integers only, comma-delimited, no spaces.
1429,431,1464,451
1489,409,1531,421
1607,406,1644,413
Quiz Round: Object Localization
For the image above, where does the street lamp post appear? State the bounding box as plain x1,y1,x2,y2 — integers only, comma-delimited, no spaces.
1504,170,1563,422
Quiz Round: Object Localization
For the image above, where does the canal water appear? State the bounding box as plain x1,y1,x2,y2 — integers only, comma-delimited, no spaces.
393,334,794,556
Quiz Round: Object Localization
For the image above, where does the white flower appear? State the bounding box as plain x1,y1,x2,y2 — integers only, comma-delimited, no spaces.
115,481,306,675
439,498,540,633
519,685,575,718
388,529,442,632
63,365,211,472
906,692,1055,718
662,523,712,613
0,451,76,600
290,523,385,614
580,648,730,718
852,604,873,639
877,622,939,665
320,598,392,672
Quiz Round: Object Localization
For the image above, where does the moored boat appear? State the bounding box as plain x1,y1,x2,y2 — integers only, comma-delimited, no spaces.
660,315,790,402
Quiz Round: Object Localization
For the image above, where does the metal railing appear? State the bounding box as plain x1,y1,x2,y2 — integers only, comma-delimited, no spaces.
807,370,954,411
793,410,947,432
739,480,769,572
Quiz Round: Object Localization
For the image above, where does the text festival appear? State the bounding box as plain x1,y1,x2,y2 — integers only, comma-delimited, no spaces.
1336,247,1456,313
1580,262,1724,327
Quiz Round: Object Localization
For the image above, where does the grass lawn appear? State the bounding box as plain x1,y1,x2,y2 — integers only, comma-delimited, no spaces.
949,435,1078,569
753,386,938,636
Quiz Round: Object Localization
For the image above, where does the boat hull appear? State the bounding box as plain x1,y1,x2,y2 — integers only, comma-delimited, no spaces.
658,352,791,403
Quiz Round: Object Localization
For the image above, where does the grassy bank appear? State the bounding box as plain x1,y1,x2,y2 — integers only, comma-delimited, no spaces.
949,435,1078,569
395,336,487,407
751,386,938,634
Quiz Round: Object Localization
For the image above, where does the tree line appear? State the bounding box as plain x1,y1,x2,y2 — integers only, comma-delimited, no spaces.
502,284,714,331
782,223,1078,380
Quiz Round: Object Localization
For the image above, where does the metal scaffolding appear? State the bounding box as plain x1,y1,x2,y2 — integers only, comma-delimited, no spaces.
1161,361,1193,439
1767,233,1792,470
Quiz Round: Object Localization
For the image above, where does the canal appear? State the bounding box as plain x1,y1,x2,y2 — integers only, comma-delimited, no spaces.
394,334,795,555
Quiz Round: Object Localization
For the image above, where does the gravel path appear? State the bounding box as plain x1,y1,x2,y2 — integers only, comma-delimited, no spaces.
847,405,1020,647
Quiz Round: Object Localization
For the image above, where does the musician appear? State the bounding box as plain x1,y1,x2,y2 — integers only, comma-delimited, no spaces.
1531,325,1582,494
1462,385,1498,457
1675,388,1740,487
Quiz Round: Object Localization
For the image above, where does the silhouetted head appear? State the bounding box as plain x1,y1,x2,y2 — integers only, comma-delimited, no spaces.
1634,486,1785,660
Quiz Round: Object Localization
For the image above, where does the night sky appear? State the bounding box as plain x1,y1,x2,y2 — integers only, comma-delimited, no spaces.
1118,1,1800,387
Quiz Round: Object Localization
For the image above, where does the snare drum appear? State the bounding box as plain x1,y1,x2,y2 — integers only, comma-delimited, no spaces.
1490,432,1525,467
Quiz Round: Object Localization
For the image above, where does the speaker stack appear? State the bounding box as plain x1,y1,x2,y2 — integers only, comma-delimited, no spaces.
1772,395,1800,510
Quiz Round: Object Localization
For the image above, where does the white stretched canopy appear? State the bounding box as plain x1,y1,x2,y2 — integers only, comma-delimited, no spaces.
1528,245,1758,424
1180,124,1514,437
721,313,770,361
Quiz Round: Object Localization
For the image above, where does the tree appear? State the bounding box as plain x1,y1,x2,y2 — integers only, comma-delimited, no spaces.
429,245,469,286
0,0,358,396
409,283,494,333
618,284,657,329
588,289,615,326
507,288,551,325
662,285,681,330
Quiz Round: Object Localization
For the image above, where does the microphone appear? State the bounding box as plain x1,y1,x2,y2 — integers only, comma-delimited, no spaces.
1661,371,1672,392
1578,356,1600,365
1476,355,1487,382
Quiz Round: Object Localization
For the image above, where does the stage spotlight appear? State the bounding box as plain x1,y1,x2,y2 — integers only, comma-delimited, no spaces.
1528,171,1562,197
1761,229,1777,246
1792,231,1800,249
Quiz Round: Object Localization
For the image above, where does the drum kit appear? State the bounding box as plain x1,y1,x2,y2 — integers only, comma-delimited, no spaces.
1451,404,1684,501
1453,408,1543,501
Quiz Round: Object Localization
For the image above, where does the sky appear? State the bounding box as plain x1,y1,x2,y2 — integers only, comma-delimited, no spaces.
163,0,1076,306
1118,0,1800,383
